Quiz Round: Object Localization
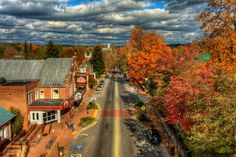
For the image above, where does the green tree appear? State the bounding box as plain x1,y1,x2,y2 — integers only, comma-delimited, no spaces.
10,107,24,136
91,46,105,77
88,75,97,89
0,45,5,58
23,40,29,59
13,43,22,52
45,40,60,58
29,43,32,53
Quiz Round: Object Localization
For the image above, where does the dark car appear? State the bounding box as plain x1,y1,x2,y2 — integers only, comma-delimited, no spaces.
99,80,105,87
146,129,161,145
135,101,144,108
100,80,105,84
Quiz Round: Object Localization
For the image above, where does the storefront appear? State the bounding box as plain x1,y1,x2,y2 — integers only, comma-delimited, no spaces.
29,110,60,124
28,99,71,125
76,74,87,90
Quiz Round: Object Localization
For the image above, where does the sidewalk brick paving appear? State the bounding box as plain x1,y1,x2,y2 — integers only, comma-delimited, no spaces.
27,89,96,157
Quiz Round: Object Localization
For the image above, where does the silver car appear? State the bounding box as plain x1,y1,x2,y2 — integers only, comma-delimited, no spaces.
96,85,102,91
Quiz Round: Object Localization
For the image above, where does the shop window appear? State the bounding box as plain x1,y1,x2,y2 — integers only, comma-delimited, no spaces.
32,113,35,120
42,111,57,123
32,112,39,121
36,113,39,120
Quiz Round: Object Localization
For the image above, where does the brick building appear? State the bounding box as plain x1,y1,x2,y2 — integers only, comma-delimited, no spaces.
0,80,38,129
0,58,79,130
0,106,15,145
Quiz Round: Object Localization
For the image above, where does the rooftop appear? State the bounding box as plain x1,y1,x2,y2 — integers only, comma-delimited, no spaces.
0,58,73,87
29,99,64,107
0,107,15,126
0,81,33,86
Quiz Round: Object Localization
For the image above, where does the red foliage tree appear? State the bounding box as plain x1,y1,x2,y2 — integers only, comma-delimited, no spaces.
164,63,216,130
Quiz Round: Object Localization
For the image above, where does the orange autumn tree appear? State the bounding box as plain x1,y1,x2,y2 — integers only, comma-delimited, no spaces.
126,26,171,91
197,0,236,68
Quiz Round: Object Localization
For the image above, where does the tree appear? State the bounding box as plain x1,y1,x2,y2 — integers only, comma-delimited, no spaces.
60,47,76,58
91,46,105,77
185,69,236,156
88,75,97,89
0,45,5,58
129,26,144,51
10,107,24,136
164,63,216,130
197,0,236,67
23,40,29,59
45,40,60,58
29,43,32,53
103,47,118,72
3,47,16,58
126,26,171,93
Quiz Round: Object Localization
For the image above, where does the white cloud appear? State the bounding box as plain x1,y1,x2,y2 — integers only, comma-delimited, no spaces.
0,0,207,45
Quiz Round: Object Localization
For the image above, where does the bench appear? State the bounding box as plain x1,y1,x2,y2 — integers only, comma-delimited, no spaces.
46,136,56,149
34,136,42,144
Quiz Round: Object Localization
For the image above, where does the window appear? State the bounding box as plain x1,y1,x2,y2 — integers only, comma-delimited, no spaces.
42,111,56,123
32,113,35,120
32,112,39,121
52,88,59,99
36,113,39,120
0,126,8,140
27,92,32,105
40,89,44,98
35,89,39,100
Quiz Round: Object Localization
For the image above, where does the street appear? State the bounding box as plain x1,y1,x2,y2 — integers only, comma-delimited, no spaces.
67,75,162,157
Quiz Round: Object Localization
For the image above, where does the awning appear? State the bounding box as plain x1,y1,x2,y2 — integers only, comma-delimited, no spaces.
28,99,71,111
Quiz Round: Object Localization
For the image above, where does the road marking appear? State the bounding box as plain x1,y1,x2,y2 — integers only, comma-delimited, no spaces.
114,78,120,157
78,134,88,136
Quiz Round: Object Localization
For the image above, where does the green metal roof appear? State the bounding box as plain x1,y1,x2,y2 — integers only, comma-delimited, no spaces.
201,53,211,61
0,107,15,126
86,62,94,71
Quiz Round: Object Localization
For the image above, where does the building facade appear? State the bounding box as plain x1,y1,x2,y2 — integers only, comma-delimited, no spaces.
0,80,38,129
0,58,79,129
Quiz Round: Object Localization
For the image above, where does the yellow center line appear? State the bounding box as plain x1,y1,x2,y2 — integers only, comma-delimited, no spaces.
114,78,120,157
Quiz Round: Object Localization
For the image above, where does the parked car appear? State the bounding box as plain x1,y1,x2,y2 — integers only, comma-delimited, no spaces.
99,80,105,87
96,85,102,91
135,101,144,108
146,129,161,145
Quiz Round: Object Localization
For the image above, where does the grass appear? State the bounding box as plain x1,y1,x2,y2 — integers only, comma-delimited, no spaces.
79,116,95,127
87,101,98,109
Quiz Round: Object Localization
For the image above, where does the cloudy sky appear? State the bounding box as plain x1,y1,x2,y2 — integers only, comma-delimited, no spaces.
0,0,208,45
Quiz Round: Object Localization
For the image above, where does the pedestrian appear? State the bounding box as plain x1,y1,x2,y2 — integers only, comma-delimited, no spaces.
86,105,89,114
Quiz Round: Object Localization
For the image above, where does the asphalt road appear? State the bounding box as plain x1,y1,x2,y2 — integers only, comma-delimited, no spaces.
67,75,162,157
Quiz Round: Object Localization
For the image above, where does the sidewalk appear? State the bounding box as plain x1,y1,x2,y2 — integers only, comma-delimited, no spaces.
27,89,97,157
130,86,174,157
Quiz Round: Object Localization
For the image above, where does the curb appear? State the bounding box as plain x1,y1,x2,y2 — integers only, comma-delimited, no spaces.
75,103,101,137
92,103,101,119
65,103,101,157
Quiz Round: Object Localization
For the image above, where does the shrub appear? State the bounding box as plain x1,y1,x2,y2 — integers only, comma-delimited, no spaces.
87,102,98,109
10,107,24,136
79,117,95,127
